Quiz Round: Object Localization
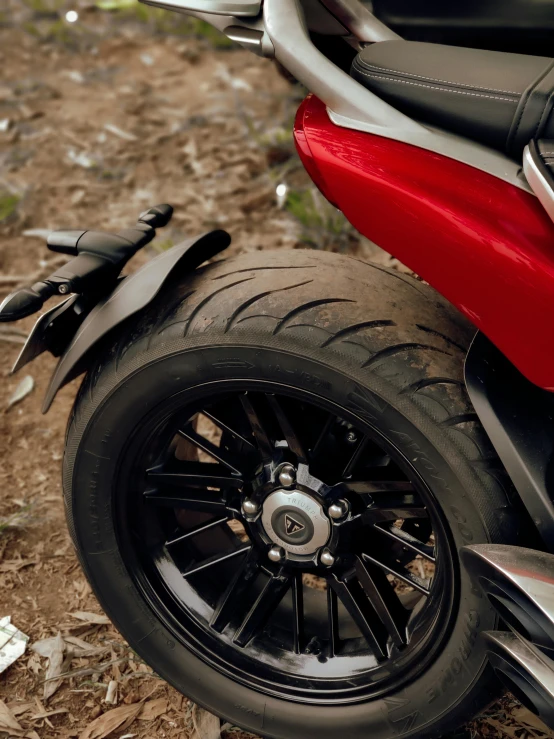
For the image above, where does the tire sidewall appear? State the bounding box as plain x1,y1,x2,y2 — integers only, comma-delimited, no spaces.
67,337,495,739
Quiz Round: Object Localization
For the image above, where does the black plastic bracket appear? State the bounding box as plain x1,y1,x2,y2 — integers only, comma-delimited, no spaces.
4,203,231,411
0,204,174,323
465,331,554,551
9,228,231,412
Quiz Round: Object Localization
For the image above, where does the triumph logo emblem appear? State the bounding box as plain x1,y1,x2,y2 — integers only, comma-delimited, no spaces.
284,514,305,536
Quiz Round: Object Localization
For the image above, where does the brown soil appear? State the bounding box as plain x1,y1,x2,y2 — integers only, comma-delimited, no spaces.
0,4,552,738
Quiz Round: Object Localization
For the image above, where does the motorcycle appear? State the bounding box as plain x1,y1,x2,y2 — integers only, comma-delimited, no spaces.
2,1,554,737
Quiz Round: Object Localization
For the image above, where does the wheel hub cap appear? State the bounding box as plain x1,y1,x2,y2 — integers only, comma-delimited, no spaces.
261,489,330,555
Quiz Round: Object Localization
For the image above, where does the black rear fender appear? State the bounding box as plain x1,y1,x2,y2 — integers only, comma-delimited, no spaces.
13,230,230,412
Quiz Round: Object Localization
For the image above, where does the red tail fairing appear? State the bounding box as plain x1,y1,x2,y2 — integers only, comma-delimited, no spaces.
294,95,554,391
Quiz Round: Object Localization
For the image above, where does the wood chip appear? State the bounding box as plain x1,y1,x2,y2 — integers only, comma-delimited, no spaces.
137,698,168,721
192,704,221,739
0,700,23,732
7,702,35,717
30,708,69,719
78,701,143,739
484,718,521,739
0,558,39,572
70,612,110,625
43,632,65,701
33,634,108,659
104,680,118,705
104,123,137,142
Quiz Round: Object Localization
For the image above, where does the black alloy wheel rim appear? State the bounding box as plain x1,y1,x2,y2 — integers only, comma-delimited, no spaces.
116,381,458,703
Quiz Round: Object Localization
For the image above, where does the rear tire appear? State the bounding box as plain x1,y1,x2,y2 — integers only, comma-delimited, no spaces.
64,249,518,739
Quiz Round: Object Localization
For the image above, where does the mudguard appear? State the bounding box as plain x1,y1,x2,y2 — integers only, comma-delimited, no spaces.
18,230,231,413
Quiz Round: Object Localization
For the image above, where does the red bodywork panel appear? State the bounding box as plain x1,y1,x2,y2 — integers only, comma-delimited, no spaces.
294,95,554,391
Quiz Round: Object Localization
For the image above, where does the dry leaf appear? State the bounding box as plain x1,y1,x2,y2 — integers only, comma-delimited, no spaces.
192,704,220,739
70,611,110,625
484,718,520,739
64,635,96,651
138,698,168,721
34,634,108,660
0,700,23,731
78,702,143,739
43,632,65,701
7,702,35,717
0,559,39,572
32,636,63,658
511,705,551,732
30,708,68,719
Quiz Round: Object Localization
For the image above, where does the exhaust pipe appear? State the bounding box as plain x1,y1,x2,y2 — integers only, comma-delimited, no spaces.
461,544,554,658
483,631,554,730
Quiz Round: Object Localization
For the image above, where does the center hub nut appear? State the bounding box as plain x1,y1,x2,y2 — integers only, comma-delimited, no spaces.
261,489,331,556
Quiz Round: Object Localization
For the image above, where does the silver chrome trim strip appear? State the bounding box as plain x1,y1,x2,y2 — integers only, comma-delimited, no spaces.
523,145,554,221
484,631,554,701
329,109,531,192
138,0,261,15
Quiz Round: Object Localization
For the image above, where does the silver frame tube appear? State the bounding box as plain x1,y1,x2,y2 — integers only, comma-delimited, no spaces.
524,146,554,221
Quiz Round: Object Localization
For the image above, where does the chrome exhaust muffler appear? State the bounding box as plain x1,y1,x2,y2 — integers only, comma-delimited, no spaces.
483,631,554,729
461,544,554,658
461,544,554,729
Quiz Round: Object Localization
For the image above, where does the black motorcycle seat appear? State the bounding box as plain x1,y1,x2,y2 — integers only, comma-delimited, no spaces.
351,40,554,160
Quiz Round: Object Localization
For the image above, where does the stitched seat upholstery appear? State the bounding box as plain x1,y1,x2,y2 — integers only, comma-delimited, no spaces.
351,40,554,160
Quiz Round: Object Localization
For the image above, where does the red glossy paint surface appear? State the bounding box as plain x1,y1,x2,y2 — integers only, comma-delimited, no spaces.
294,95,554,390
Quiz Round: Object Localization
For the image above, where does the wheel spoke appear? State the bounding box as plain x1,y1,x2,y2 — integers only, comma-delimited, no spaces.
211,548,262,632
233,569,291,647
349,482,428,522
178,423,242,475
240,394,274,461
144,488,229,514
327,586,340,657
291,573,304,654
329,572,387,659
267,395,306,462
202,410,257,451
181,545,251,578
366,500,428,521
309,413,335,465
147,462,244,489
360,552,431,596
374,523,435,562
165,516,229,547
336,480,427,521
342,437,369,478
355,556,408,648
342,481,415,495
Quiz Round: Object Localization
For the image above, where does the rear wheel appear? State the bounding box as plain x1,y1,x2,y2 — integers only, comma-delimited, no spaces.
64,249,518,739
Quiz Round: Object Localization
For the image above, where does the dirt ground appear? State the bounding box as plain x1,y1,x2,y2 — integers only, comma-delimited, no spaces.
0,3,553,738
